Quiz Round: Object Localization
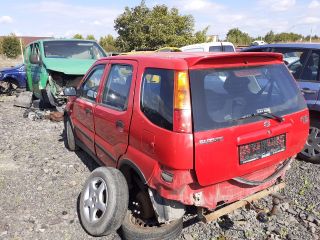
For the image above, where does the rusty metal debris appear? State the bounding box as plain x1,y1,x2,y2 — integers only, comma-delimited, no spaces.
48,112,64,122
14,91,33,108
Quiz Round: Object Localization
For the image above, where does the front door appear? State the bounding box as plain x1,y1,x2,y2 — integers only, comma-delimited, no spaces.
72,64,106,153
29,43,42,97
94,61,137,167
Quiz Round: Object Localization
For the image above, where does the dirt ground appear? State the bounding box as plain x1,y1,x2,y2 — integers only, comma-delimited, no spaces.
0,94,319,240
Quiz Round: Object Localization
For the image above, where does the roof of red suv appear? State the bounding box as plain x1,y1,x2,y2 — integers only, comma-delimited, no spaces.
98,52,283,69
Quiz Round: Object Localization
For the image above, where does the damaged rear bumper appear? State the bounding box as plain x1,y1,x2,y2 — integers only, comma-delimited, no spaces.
148,157,293,210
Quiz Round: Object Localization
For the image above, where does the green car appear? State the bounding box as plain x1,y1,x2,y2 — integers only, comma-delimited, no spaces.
24,39,106,106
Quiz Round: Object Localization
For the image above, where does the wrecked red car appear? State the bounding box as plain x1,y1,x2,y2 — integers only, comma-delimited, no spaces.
64,52,309,239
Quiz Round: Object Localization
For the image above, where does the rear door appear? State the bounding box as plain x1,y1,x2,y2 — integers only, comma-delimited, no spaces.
24,45,33,91
29,42,42,95
94,60,137,167
72,64,106,153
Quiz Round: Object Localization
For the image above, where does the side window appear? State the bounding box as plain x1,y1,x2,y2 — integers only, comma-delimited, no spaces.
102,64,133,110
24,46,31,63
80,65,105,101
209,46,222,52
274,49,308,80
223,45,235,52
141,68,174,131
308,51,319,81
29,43,41,63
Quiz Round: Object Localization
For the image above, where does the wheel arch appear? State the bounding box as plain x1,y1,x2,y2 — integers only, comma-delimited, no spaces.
2,76,20,87
309,110,320,126
118,159,147,185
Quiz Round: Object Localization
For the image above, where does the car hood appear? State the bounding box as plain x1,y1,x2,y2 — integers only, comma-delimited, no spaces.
43,58,95,75
0,64,24,72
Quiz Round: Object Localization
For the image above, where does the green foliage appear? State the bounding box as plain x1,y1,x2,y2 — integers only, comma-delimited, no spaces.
264,30,275,43
226,28,252,46
0,38,2,54
114,1,208,51
73,34,84,39
86,34,96,41
273,32,303,42
2,34,20,59
99,35,118,52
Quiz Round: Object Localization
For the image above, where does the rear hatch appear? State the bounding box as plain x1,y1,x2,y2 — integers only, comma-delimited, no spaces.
189,54,308,186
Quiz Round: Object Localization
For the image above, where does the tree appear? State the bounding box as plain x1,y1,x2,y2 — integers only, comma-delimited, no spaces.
264,30,275,43
114,1,208,51
86,34,96,41
226,28,252,46
99,35,118,52
273,32,302,42
73,34,84,39
2,34,20,58
0,38,3,54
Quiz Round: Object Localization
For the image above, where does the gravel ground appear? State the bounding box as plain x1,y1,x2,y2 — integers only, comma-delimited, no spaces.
0,94,319,240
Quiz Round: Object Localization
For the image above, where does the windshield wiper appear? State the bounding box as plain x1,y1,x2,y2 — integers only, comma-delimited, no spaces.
234,111,284,122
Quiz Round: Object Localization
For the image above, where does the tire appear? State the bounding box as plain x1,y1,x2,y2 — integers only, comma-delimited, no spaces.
121,211,183,240
298,123,320,164
41,84,57,108
79,167,129,236
65,117,79,151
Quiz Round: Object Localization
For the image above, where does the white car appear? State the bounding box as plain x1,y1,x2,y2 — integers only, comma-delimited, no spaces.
180,42,235,52
251,40,267,46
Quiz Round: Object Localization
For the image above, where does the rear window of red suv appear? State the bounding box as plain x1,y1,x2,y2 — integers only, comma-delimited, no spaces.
141,68,174,131
189,64,306,132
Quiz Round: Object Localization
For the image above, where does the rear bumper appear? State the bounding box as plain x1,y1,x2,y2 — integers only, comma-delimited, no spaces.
148,158,293,210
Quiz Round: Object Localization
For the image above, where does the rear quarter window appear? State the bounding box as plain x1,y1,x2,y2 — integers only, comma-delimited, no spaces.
140,68,174,131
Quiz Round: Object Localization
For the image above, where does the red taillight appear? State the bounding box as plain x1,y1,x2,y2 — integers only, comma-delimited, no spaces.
173,71,192,133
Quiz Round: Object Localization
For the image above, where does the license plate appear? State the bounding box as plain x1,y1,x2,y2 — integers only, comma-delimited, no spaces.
239,134,286,164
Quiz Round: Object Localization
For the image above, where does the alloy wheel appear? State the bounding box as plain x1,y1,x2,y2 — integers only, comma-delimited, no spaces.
82,177,108,223
301,127,320,158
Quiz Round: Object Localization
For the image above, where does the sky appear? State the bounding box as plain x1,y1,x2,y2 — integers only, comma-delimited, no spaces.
0,0,320,40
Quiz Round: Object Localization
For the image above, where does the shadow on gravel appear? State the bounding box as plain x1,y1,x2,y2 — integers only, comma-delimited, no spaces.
60,128,99,172
75,150,100,172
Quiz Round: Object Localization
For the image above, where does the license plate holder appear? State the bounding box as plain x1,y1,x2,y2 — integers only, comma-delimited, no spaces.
239,134,286,164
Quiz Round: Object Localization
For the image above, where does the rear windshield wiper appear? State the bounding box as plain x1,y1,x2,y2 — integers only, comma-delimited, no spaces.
234,111,284,122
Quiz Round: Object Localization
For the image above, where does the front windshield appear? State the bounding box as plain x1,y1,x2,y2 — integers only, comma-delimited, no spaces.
44,41,106,59
190,64,306,132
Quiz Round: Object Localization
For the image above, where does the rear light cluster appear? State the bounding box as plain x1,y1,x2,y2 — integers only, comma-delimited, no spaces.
173,71,192,133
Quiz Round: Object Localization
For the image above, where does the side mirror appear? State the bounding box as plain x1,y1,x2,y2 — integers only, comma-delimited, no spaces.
87,89,97,99
30,54,41,64
64,87,77,96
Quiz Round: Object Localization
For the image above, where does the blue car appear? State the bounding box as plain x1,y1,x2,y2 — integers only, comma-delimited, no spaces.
242,43,320,163
0,64,27,93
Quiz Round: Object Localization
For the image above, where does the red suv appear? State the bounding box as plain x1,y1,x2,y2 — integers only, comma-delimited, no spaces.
64,52,309,240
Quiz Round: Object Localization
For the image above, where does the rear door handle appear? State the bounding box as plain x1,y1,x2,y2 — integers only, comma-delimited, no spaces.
301,88,317,94
85,108,92,114
116,120,124,132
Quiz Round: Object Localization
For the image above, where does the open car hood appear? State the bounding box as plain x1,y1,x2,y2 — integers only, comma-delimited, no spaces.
43,58,95,75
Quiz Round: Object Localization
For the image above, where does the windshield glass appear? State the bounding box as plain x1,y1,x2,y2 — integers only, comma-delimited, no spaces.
44,41,106,59
190,64,306,132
